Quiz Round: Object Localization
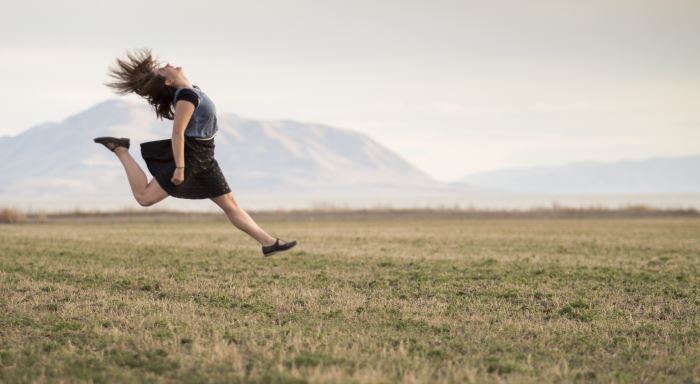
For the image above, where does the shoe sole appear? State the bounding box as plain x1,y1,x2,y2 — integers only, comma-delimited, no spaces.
263,241,298,257
93,137,130,150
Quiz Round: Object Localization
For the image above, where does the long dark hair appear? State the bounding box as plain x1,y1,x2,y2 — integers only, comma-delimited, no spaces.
103,47,176,120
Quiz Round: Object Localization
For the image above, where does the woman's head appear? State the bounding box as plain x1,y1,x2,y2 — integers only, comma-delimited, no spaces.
104,47,186,120
155,63,185,87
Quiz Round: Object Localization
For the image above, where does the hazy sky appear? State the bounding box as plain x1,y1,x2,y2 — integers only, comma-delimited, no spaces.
1,0,698,181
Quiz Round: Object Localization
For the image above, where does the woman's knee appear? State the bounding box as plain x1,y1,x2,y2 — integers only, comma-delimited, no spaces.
135,193,156,207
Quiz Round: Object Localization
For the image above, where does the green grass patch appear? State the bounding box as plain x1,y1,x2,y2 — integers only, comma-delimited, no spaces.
0,218,698,382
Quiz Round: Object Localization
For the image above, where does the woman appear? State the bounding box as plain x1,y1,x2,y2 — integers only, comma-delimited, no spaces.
94,47,297,257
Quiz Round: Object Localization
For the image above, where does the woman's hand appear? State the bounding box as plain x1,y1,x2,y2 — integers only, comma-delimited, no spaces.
171,167,185,185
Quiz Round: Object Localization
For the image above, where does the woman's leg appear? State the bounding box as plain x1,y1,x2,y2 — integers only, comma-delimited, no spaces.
210,192,277,246
114,147,169,206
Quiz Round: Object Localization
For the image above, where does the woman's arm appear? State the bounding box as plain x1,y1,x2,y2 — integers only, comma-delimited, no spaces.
170,100,195,185
172,100,196,166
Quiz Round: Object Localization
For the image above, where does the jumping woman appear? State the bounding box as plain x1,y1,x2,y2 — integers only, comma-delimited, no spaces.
94,47,298,257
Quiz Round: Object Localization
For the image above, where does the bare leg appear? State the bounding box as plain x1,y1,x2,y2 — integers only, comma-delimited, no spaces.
114,147,170,206
211,192,277,246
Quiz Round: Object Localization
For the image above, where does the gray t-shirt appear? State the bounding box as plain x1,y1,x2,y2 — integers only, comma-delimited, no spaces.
172,85,218,140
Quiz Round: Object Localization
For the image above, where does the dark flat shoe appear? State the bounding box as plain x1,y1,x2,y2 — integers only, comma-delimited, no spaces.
262,238,298,257
94,137,130,152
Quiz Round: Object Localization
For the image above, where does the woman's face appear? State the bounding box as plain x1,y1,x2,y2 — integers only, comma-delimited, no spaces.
154,63,184,86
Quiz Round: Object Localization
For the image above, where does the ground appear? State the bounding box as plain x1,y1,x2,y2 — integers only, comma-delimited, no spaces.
0,214,699,383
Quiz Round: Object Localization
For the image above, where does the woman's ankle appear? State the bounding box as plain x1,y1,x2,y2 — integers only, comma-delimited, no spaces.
261,237,277,247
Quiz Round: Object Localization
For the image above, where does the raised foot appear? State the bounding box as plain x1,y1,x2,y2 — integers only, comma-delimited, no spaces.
262,238,299,257
94,137,131,152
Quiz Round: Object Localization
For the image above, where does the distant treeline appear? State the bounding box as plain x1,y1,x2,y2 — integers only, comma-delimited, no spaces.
1,205,699,224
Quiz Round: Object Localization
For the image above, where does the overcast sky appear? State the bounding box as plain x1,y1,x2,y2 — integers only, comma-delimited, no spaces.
1,0,698,181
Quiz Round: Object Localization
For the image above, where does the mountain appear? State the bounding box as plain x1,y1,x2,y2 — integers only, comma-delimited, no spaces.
0,99,485,208
456,156,700,194
2,99,698,211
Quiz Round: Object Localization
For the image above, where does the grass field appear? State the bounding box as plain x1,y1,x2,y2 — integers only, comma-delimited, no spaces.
1,214,699,383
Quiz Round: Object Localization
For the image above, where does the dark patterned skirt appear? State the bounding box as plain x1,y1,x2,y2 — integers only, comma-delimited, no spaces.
140,136,231,199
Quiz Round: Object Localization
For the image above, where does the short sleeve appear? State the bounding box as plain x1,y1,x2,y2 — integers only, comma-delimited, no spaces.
175,89,200,109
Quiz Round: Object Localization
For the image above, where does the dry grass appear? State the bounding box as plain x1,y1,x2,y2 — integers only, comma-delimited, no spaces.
0,217,699,383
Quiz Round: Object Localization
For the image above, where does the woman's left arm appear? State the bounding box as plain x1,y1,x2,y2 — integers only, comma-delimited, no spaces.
171,101,195,185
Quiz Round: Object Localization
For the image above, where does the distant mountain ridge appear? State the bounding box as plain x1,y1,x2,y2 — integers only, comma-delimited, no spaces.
2,98,695,212
456,155,700,194
0,99,482,202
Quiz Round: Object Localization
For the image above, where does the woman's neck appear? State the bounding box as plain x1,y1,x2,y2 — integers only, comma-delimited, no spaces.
172,78,194,89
